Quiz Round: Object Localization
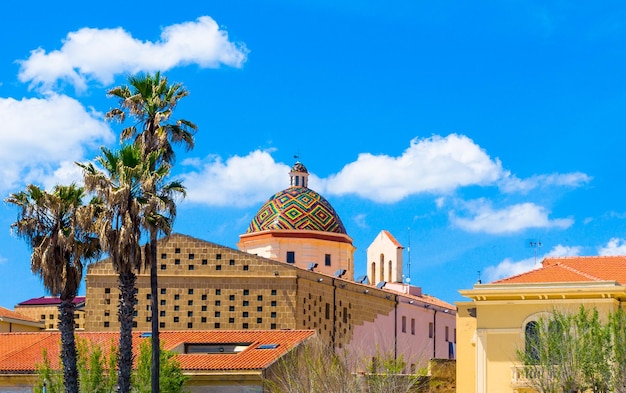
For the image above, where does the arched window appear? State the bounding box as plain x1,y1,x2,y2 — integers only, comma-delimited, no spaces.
388,260,393,282
525,321,539,364
370,262,376,283
379,254,385,282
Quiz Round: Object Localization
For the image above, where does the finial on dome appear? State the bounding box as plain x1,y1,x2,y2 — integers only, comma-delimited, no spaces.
290,159,309,188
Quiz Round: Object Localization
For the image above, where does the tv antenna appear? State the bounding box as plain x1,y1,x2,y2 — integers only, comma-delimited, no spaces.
528,239,542,265
407,227,411,282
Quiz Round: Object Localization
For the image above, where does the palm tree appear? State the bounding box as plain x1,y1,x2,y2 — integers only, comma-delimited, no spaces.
106,72,196,393
6,184,100,393
79,144,183,393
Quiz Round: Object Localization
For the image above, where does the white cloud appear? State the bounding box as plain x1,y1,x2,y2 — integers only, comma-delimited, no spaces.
0,94,113,193
598,238,626,256
353,213,368,229
0,256,6,265
323,134,505,203
499,172,591,193
18,16,248,92
483,244,581,282
450,199,574,234
181,150,292,207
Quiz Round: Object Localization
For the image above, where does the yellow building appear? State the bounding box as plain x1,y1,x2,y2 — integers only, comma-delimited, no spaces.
0,306,43,332
456,256,626,393
14,296,86,331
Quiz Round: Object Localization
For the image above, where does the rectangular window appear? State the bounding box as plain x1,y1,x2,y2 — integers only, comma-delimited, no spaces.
411,318,416,335
161,288,166,295
229,317,234,323
104,321,109,328
429,322,434,338
242,322,249,329
174,317,179,323
187,323,193,329
188,300,193,306
215,300,221,306
271,312,277,318
175,248,180,254
343,307,348,324
188,289,194,295
402,316,407,333
229,259,235,266
257,295,263,301
160,322,165,328
325,254,331,266
271,301,277,307
161,253,167,259
214,323,220,328
202,305,207,311
243,265,249,271
216,265,222,271
189,253,194,260
160,300,166,306
160,311,166,317
216,253,222,260
243,300,249,306
201,294,207,301
243,289,249,296
201,317,207,323
215,311,221,317
257,317,262,324
187,311,193,317
174,294,180,300
202,259,207,265
271,290,277,296
174,259,180,265
174,305,179,311
229,306,235,312
188,265,194,270
325,303,330,319
104,288,111,294
257,306,263,312
271,323,277,329
229,295,235,301
286,251,295,263
216,289,221,295
243,312,249,318
445,326,449,342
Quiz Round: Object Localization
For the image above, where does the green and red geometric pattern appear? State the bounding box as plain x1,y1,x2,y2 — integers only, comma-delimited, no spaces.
247,187,347,234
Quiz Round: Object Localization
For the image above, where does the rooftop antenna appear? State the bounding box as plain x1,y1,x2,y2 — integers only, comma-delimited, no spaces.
477,270,482,284
407,227,411,282
528,239,542,265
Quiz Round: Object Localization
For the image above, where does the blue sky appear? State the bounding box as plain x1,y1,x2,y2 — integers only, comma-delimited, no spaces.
1,1,626,308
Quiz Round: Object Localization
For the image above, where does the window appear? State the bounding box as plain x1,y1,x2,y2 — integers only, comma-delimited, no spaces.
243,265,249,271
216,265,222,271
160,300,166,306
104,321,110,327
187,323,193,329
325,254,331,266
525,321,540,364
271,290,277,296
216,253,222,260
202,305,207,311
271,312,277,318
343,307,348,323
174,259,180,265
161,288,166,295
174,317,179,323
243,301,249,306
271,323,277,329
229,259,235,266
214,323,220,328
215,300,221,306
174,305,179,311
104,288,111,294
257,317,262,323
188,300,193,306
286,251,295,263
229,295,235,301
229,318,235,323
146,294,151,300
188,311,193,317
402,316,407,333
175,248,180,254
160,311,166,317
271,301,277,307
243,323,249,329
445,326,449,342
229,306,235,312
202,294,207,301
188,289,194,295
411,318,415,335
188,265,195,270
161,253,167,259
215,311,221,317
104,311,110,317
216,289,221,295
257,306,263,312
174,294,180,300
160,322,165,328
325,303,330,319
429,322,434,338
189,253,195,260
243,312,249,318
201,317,207,323
41,314,46,320
243,289,249,296
257,295,263,301
202,259,207,265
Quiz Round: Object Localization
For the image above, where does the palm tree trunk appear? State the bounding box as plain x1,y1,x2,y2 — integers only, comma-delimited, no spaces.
59,298,78,393
118,270,137,393
149,232,160,393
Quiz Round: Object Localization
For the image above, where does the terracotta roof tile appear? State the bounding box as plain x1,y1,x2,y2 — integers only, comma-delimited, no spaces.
0,307,41,324
0,330,315,373
494,256,626,284
381,230,403,248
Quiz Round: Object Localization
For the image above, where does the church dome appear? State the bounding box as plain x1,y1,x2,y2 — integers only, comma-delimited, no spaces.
246,162,347,234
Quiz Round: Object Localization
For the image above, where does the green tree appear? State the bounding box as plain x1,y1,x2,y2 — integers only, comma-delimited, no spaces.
132,340,188,393
107,71,196,393
6,184,100,393
517,306,613,393
76,338,118,393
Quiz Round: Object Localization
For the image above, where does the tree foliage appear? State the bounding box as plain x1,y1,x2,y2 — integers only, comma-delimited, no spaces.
517,306,623,393
132,340,188,393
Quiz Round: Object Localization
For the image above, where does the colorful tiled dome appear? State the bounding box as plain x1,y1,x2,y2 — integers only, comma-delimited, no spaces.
247,187,347,234
247,161,347,234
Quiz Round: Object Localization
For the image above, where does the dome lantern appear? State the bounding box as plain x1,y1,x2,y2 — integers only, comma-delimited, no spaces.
289,161,309,188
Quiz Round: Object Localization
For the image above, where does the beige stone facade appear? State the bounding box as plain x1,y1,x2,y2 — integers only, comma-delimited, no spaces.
14,303,86,331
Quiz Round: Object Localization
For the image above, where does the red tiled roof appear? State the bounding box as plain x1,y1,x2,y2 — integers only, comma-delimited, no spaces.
0,330,315,373
382,230,403,248
0,307,41,324
494,256,626,284
17,296,86,306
